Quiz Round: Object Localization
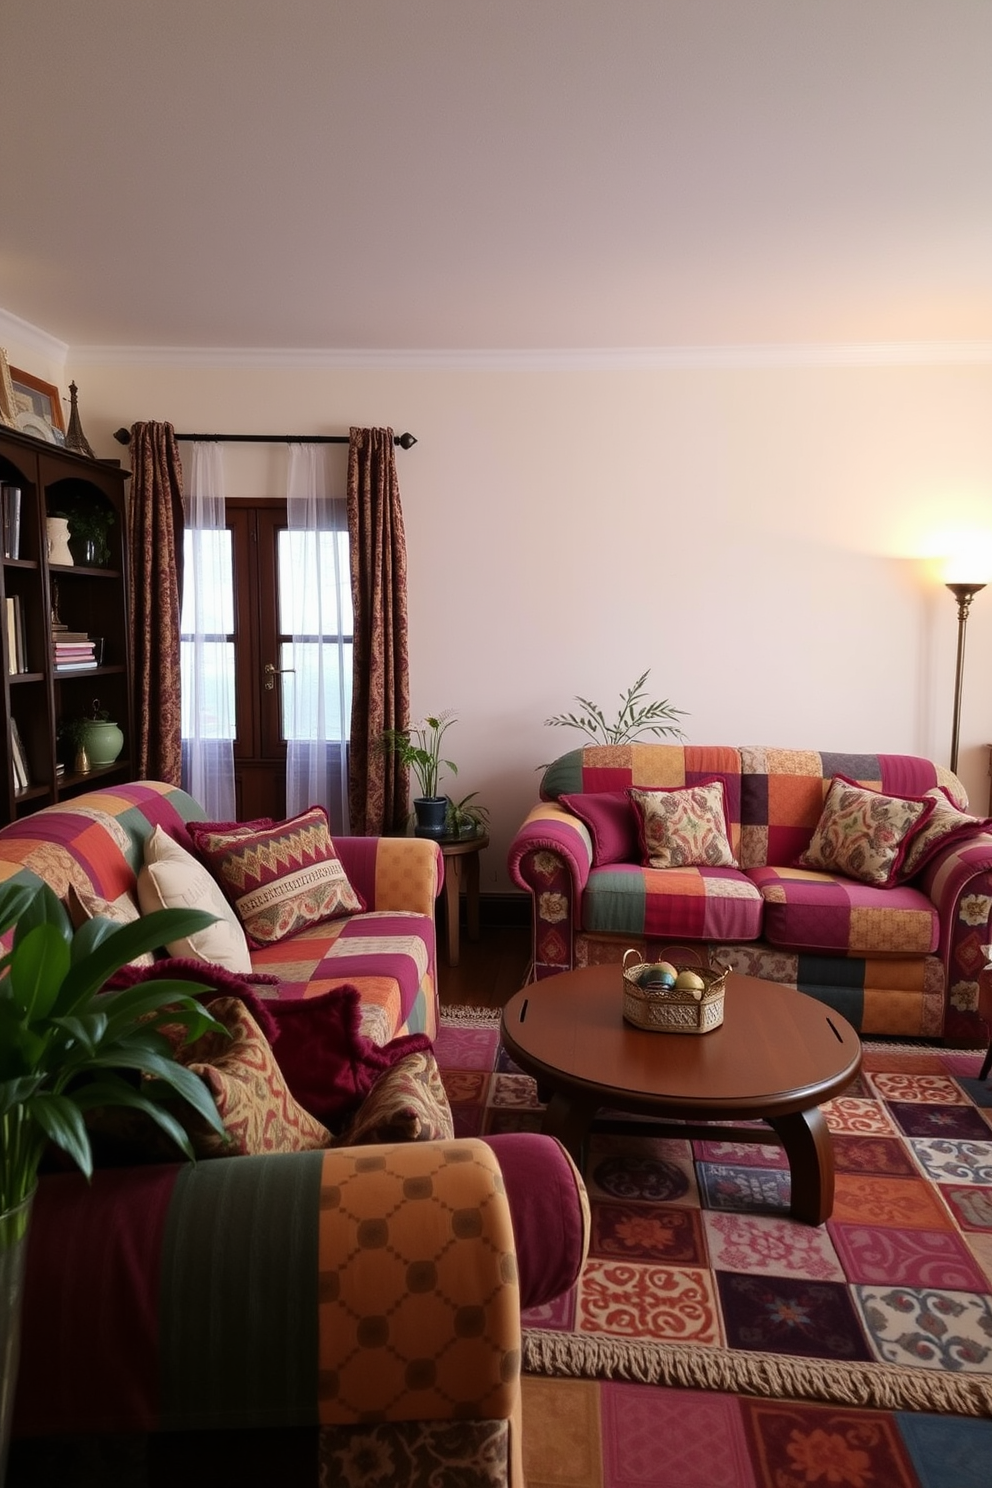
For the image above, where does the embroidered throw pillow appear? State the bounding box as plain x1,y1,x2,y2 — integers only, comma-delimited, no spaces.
797,776,935,887
172,997,333,1157
559,791,639,866
65,883,155,968
898,787,992,881
136,826,253,973
628,780,738,869
188,807,365,948
335,1049,455,1146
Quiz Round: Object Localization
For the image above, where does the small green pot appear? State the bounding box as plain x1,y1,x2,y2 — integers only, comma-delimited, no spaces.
80,719,124,768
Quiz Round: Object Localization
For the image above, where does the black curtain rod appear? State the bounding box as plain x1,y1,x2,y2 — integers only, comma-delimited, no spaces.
113,428,417,449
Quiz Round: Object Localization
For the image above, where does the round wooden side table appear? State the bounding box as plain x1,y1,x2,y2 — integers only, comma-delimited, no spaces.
438,831,489,966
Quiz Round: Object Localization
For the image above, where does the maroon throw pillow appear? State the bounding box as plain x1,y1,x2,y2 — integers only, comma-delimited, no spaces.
559,791,638,866
261,987,432,1125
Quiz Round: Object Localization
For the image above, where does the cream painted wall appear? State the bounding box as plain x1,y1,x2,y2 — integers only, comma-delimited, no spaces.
37,350,992,893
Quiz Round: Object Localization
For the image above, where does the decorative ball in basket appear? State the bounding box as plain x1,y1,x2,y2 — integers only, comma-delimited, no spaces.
622,947,729,1034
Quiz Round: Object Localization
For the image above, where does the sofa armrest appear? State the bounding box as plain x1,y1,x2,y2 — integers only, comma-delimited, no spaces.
920,829,992,1043
16,1139,518,1439
507,803,594,977
333,835,443,916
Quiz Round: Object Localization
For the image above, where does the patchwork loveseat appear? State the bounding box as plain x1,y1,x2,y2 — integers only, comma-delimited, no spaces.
3,782,589,1488
508,746,992,1046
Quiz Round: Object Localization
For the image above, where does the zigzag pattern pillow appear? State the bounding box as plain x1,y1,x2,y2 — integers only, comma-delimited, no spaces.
189,807,365,947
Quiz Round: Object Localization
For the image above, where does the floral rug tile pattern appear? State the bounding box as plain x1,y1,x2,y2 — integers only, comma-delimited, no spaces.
437,1021,992,1380
521,1376,992,1488
701,1210,846,1282
827,1222,990,1290
576,1260,724,1346
909,1138,992,1186
852,1285,992,1372
868,1073,971,1104
715,1272,873,1360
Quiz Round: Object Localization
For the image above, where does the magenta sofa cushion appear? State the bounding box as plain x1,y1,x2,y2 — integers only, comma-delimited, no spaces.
748,866,939,956
559,791,638,866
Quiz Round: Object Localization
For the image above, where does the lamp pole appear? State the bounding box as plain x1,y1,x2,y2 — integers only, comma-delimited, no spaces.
947,582,986,775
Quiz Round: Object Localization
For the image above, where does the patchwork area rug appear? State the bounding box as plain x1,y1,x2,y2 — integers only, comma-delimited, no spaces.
436,1009,992,1488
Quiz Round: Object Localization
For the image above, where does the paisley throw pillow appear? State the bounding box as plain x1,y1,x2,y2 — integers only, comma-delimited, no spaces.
628,779,737,869
797,776,935,887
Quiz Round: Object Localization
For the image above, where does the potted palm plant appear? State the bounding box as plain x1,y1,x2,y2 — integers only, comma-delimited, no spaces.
380,711,459,839
0,880,227,1482
544,669,687,745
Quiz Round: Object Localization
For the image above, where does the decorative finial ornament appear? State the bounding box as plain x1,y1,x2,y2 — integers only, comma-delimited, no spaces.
64,381,95,458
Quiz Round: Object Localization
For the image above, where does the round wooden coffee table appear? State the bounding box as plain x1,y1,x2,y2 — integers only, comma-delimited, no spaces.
501,965,862,1224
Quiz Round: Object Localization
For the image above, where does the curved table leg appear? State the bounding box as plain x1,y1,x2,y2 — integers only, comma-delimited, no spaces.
541,1091,597,1172
768,1105,835,1225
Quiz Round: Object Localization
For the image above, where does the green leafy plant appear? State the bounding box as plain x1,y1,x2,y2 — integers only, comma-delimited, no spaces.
0,879,227,1213
59,503,116,566
60,700,110,750
545,670,687,746
380,711,459,800
444,791,490,839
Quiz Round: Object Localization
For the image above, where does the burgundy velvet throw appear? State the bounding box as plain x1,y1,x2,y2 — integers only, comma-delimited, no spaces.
107,960,431,1124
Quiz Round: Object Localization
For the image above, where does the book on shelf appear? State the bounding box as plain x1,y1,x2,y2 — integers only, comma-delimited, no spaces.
51,628,90,643
6,595,26,674
55,660,99,672
10,717,29,789
2,484,21,560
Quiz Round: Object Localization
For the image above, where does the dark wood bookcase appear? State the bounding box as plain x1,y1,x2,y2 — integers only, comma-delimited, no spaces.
0,425,133,825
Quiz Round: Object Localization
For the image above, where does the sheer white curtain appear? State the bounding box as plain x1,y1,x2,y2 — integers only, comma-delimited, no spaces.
284,443,351,831
180,442,236,820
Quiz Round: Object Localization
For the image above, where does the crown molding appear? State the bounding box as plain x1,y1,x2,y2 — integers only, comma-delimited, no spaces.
0,306,68,364
69,339,992,371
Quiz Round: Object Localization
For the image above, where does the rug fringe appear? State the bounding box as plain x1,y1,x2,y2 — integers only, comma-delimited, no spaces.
522,1329,992,1418
440,1005,502,1025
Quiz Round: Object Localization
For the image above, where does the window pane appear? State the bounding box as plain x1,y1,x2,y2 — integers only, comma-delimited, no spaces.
281,640,352,740
181,640,237,739
181,528,234,635
278,529,352,636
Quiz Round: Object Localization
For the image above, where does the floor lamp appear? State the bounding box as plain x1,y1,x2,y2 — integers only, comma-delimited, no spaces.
947,580,986,775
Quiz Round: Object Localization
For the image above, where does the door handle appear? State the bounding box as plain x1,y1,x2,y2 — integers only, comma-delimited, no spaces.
263,662,295,691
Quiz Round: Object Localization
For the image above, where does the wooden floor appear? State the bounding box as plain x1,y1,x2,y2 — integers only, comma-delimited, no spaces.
437,922,531,1010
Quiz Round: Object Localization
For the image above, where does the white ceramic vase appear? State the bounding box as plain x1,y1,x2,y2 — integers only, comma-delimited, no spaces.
45,517,73,566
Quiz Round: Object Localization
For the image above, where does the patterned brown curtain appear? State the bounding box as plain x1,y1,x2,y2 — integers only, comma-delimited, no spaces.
127,422,185,784
347,427,410,834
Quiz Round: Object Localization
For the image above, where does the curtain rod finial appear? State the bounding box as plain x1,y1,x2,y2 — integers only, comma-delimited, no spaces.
396,431,417,450
113,428,132,445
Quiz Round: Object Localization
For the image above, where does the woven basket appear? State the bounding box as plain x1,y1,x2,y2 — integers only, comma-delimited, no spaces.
621,947,729,1034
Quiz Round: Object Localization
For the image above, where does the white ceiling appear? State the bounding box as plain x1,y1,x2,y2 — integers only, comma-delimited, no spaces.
2,0,991,355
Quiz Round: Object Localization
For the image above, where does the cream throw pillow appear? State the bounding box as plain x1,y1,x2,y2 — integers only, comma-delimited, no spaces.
136,825,252,973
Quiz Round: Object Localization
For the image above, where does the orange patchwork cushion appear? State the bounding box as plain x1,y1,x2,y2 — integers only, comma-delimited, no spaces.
797,776,935,887
628,779,738,869
188,807,366,947
176,996,332,1156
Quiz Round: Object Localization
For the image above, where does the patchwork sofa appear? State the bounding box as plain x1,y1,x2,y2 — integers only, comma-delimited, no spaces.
3,782,589,1488
508,745,992,1046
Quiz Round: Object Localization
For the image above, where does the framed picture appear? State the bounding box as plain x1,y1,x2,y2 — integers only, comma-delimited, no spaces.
0,348,17,427
9,367,65,435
